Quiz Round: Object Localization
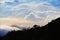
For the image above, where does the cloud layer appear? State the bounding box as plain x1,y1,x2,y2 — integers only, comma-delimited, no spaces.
0,0,60,30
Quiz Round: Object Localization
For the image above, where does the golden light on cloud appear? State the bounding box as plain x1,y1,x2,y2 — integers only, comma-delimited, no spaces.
0,18,36,30
0,16,60,30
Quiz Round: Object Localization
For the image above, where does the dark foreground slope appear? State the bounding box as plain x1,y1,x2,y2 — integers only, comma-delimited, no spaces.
0,17,60,40
43,17,60,32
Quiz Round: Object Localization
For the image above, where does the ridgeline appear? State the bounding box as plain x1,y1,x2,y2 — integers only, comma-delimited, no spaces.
0,17,60,40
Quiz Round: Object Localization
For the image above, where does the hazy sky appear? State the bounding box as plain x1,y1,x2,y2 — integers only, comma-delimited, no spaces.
0,0,60,30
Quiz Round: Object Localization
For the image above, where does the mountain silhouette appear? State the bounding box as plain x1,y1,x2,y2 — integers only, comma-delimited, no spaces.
0,17,60,40
43,17,60,32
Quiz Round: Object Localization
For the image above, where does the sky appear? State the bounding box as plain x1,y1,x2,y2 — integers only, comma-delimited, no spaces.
0,0,60,30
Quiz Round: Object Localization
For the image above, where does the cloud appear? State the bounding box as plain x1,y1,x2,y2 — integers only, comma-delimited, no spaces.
0,0,14,4
23,2,60,22
0,18,36,30
18,0,26,3
0,18,35,25
0,0,60,30
40,15,60,26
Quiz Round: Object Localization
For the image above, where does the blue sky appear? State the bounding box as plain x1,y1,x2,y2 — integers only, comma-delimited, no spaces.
6,0,60,8
0,0,60,7
0,0,60,30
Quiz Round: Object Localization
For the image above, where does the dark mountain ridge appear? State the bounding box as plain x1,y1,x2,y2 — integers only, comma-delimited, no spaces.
0,17,60,40
43,17,60,32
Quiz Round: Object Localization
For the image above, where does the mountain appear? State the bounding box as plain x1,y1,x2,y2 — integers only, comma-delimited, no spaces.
43,17,60,32
0,17,60,40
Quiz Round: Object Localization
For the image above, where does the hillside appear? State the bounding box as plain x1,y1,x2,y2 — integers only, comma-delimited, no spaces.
0,17,60,40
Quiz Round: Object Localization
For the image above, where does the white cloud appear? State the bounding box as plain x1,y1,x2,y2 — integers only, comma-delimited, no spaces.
18,0,26,3
0,0,14,4
0,18,36,30
0,1,60,30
